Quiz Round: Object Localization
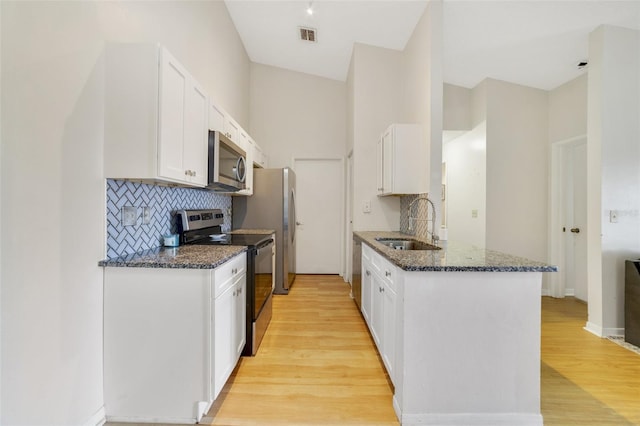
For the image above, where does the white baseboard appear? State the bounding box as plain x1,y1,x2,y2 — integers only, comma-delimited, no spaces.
106,415,196,424
585,322,625,338
541,288,550,296
400,413,543,425
585,321,603,337
82,406,106,426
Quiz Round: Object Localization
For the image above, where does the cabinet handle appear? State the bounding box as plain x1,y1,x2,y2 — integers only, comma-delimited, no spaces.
385,271,391,277
233,290,236,296
365,270,371,276
379,286,384,293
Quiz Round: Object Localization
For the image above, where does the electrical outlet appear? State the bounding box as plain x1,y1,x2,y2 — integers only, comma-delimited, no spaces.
363,200,371,214
472,209,478,219
610,210,619,223
142,206,151,225
122,206,137,226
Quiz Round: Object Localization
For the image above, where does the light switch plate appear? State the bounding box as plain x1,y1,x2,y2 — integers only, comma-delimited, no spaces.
122,206,137,226
472,209,478,218
363,200,371,214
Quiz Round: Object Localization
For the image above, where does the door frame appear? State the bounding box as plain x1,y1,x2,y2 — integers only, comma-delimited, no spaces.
346,150,354,285
549,134,587,298
291,156,346,278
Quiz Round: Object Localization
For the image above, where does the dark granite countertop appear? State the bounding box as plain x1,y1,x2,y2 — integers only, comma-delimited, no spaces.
98,245,247,269
229,229,275,235
354,231,557,272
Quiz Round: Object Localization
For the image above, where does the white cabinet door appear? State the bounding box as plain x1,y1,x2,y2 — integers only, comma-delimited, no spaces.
233,275,247,359
377,124,428,196
382,281,397,382
225,117,239,143
213,253,247,398
361,257,373,324
183,80,208,185
214,284,234,398
382,129,393,195
370,272,384,348
253,143,266,168
376,137,384,195
158,47,208,186
158,50,188,182
209,102,225,133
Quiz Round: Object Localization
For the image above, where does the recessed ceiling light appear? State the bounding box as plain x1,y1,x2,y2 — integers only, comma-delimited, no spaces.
306,2,314,15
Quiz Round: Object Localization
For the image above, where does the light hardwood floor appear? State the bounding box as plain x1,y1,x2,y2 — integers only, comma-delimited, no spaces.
206,275,640,425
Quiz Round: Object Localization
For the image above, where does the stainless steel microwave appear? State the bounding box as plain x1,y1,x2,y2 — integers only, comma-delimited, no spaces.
207,131,246,192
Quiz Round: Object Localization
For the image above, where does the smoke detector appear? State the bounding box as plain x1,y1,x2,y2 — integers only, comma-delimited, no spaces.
299,27,317,43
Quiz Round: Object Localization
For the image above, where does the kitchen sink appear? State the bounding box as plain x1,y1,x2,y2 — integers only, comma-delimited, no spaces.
375,237,441,251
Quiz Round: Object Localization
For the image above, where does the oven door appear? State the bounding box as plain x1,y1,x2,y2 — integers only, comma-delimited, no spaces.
254,239,274,318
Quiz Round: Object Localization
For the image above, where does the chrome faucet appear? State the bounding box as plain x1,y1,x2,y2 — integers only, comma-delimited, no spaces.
407,195,439,245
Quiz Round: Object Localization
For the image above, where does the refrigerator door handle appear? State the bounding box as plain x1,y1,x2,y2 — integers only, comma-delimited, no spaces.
291,188,297,242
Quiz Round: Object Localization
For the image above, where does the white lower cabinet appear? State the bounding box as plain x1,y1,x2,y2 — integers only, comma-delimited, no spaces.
103,252,246,424
213,254,246,397
361,244,398,385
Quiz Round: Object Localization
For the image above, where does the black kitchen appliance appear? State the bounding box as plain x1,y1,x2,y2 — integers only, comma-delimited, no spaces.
177,209,274,356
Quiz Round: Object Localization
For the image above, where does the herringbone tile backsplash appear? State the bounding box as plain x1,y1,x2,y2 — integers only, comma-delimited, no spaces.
400,193,430,240
106,179,231,258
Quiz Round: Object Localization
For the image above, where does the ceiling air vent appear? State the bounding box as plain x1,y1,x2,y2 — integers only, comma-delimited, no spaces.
299,26,317,43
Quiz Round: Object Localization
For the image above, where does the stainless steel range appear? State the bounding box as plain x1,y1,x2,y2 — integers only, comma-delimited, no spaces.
177,209,274,356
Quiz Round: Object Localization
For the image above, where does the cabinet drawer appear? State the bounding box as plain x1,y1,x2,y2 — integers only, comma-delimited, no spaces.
214,253,246,298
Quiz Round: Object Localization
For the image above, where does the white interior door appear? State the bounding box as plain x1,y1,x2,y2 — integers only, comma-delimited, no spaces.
563,139,588,301
294,158,343,274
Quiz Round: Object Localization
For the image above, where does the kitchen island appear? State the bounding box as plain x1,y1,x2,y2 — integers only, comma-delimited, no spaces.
354,231,556,426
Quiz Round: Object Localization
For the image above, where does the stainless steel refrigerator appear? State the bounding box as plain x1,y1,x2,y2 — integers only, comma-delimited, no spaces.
233,168,296,294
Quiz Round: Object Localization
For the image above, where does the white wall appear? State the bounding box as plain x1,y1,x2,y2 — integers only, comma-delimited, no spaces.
402,0,444,230
548,74,588,143
0,2,249,424
350,43,404,232
443,83,471,131
249,63,347,168
443,122,487,247
587,25,640,336
485,79,549,263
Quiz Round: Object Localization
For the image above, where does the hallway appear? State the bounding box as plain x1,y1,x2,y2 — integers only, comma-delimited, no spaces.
207,275,640,425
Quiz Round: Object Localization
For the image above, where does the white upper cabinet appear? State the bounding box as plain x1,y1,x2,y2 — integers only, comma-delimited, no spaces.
253,142,267,168
209,101,226,134
105,43,208,187
209,101,242,148
377,124,428,196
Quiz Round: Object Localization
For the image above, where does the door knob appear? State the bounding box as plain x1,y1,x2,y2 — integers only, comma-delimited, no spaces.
570,228,580,233
296,221,303,226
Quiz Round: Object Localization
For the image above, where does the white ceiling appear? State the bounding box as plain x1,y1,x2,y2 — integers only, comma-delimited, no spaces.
225,0,640,91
